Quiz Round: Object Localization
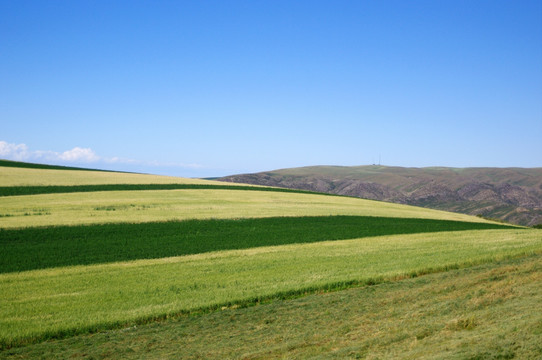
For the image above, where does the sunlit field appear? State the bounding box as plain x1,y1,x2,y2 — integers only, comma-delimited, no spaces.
1,216,515,273
0,166,224,187
0,188,498,229
2,229,540,348
0,161,540,358
5,255,539,359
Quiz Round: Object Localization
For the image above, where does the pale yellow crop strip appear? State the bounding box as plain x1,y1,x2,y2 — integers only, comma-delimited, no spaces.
0,189,495,229
1,229,540,346
0,166,248,187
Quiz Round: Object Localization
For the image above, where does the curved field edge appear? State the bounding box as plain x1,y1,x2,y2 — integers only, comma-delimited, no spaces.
2,255,541,359
0,189,499,229
0,216,517,273
1,229,540,348
0,160,115,172
0,184,328,197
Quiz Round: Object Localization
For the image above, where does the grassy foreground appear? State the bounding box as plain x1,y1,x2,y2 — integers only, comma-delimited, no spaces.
1,229,540,348
0,216,515,273
2,254,541,359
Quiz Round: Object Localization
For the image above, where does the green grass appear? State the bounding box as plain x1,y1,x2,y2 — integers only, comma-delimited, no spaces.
1,229,540,349
0,216,517,273
0,184,327,197
1,162,539,358
2,254,540,359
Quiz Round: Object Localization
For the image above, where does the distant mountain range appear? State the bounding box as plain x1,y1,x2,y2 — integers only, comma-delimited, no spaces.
218,166,542,227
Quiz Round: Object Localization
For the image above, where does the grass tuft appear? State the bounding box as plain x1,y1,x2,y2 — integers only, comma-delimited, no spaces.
446,316,478,331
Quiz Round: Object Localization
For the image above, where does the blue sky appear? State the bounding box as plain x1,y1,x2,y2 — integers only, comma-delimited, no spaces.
1,0,541,177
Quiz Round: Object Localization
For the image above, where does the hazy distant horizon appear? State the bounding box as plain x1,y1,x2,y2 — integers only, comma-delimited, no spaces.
2,153,541,180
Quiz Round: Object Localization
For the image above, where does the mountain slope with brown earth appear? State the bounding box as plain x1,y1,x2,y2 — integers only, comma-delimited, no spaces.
218,166,542,226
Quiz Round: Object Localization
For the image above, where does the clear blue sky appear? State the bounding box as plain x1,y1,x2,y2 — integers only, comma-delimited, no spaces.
1,0,541,177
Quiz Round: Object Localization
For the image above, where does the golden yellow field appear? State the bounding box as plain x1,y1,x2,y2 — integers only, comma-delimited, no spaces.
0,188,499,229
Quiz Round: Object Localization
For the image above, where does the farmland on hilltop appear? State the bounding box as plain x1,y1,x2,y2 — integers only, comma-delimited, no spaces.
0,160,541,359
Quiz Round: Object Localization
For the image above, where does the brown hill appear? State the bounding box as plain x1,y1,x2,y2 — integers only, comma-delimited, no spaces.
218,166,542,226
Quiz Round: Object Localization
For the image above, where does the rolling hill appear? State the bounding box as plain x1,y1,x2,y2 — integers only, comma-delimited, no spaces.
219,165,542,226
1,160,541,359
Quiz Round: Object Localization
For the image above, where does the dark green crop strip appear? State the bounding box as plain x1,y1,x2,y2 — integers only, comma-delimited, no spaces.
0,215,517,273
0,183,337,197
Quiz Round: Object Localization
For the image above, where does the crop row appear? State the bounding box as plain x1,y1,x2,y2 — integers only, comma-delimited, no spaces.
0,216,517,273
0,184,328,197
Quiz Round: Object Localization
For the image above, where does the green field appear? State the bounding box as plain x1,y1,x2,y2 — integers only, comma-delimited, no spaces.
0,216,515,273
0,183,321,197
2,229,540,348
3,255,540,359
0,161,540,357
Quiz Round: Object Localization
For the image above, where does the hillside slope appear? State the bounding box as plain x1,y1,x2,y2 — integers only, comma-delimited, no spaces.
1,160,541,357
219,166,542,226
